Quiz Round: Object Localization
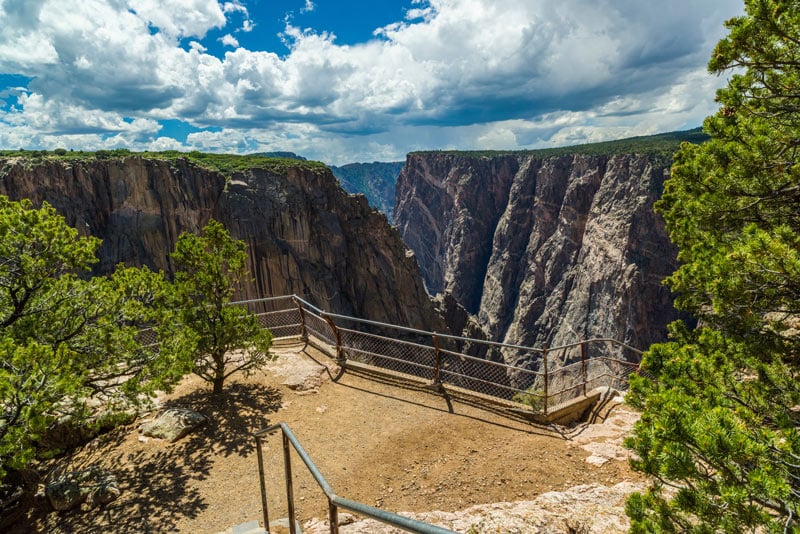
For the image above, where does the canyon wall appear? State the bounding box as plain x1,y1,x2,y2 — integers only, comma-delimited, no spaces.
394,151,681,356
0,156,444,330
0,148,686,363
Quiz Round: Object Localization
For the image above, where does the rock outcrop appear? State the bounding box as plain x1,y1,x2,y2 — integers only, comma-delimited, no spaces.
139,408,208,442
303,482,643,533
0,156,444,330
394,150,682,358
45,466,120,511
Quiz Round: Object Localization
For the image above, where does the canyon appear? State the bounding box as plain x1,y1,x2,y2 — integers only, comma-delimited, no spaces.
325,131,704,363
0,156,442,331
1,131,699,360
330,161,403,222
394,149,685,364
0,138,693,531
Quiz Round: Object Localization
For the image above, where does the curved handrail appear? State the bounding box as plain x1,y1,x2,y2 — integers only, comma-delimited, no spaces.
290,294,328,316
254,422,455,534
235,294,643,356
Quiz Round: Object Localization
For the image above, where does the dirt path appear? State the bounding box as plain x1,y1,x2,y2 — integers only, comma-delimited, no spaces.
21,343,641,533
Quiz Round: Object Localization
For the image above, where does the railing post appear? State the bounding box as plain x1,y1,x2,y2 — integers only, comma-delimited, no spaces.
581,342,588,397
542,346,549,416
322,313,346,366
255,435,271,532
292,296,308,341
431,333,442,386
282,430,298,534
328,498,339,534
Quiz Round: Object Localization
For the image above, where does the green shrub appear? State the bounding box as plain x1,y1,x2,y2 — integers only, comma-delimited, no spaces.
513,387,544,411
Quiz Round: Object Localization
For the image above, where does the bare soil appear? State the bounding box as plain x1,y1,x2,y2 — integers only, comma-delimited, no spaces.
18,342,641,533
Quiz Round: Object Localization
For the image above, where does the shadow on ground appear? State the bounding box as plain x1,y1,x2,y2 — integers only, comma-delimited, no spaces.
339,366,555,437
165,382,284,458
18,383,283,533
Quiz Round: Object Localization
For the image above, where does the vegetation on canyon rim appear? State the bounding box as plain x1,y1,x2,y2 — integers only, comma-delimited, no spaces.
0,148,328,178
0,201,271,480
416,128,709,168
625,0,800,531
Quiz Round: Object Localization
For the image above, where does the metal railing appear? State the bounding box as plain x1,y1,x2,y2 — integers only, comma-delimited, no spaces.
254,423,454,534
235,295,643,416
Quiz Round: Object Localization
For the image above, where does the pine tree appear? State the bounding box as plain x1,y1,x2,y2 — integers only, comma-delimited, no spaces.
625,1,800,530
171,220,273,394
0,197,190,477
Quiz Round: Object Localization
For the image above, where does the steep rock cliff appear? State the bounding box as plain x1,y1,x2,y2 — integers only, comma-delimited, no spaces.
395,151,681,354
0,156,443,330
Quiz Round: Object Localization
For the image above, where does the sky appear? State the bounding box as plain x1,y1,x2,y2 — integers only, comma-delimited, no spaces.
0,0,743,165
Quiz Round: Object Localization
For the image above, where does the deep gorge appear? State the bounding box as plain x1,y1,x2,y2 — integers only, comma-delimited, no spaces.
1,135,691,363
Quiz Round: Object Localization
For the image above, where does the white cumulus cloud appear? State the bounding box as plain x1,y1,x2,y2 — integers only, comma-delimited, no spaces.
220,34,239,48
0,0,744,163
127,0,226,39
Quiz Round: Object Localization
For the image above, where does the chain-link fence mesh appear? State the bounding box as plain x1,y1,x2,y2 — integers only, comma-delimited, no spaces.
137,295,643,415
234,296,303,339
438,348,540,403
339,327,437,380
136,327,159,348
256,308,302,339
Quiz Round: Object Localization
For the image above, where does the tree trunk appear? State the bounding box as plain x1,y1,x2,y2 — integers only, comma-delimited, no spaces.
212,375,224,394
212,351,225,394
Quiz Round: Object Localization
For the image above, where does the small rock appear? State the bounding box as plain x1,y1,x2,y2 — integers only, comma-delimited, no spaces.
140,408,208,442
338,513,356,526
46,466,120,511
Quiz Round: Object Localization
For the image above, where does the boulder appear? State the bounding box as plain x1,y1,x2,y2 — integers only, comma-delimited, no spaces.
270,350,337,393
140,408,208,442
45,466,120,511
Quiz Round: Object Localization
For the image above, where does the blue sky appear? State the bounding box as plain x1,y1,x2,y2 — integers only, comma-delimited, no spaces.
0,0,743,164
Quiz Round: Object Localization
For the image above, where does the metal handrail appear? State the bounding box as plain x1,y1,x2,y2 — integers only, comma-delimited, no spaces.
254,423,455,534
232,295,297,306
230,294,643,414
322,309,548,354
231,295,642,358
290,294,328,316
